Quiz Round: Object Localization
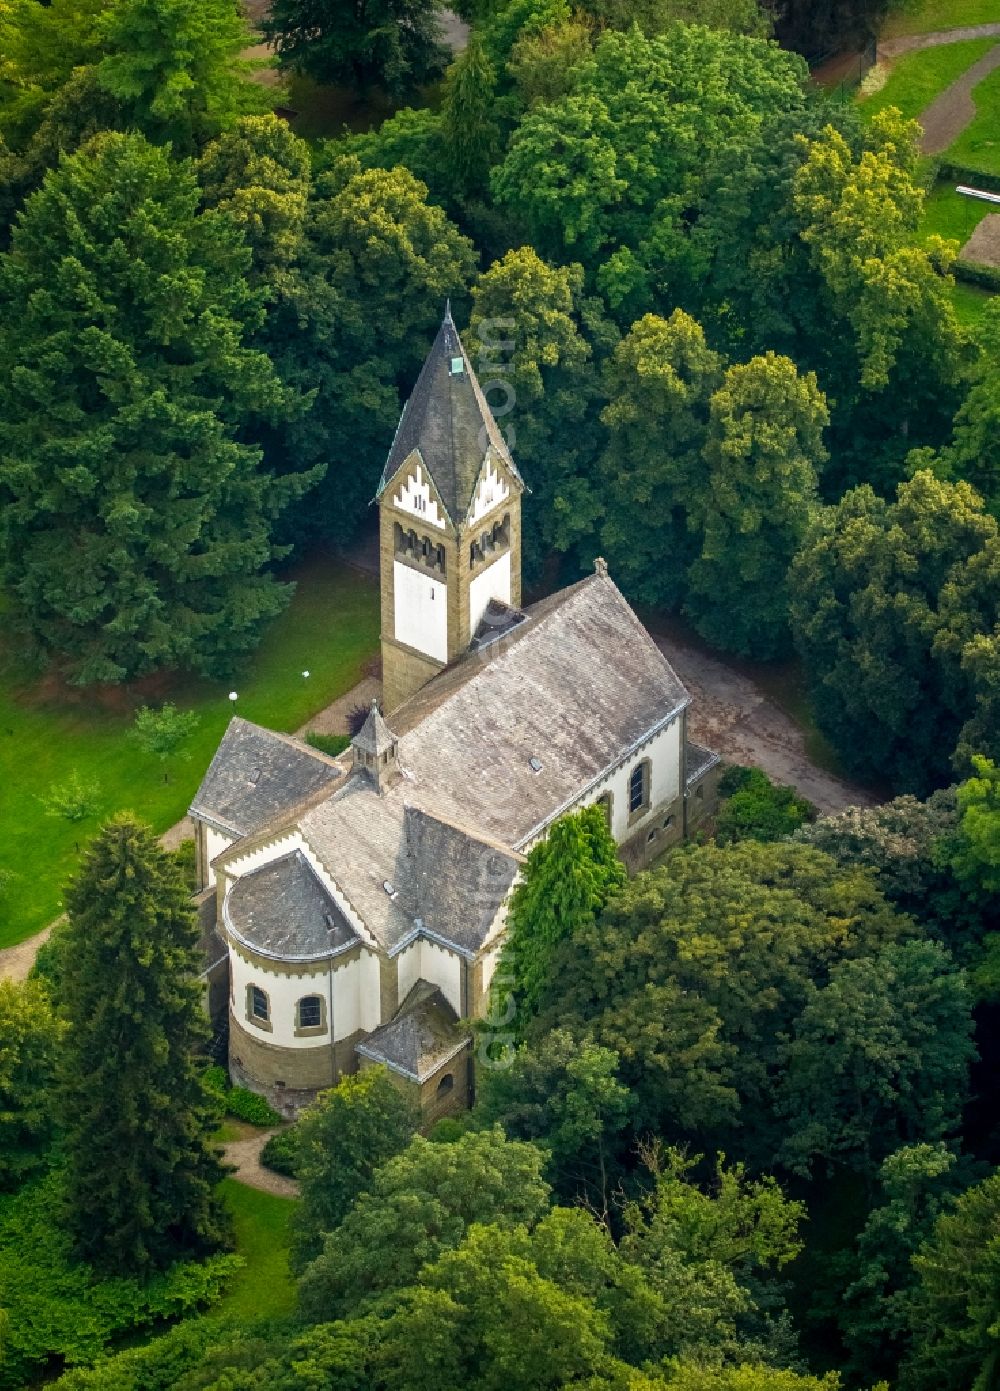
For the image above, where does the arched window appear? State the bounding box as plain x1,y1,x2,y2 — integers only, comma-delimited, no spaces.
248,984,270,1025
436,1073,455,1097
629,762,649,816
297,995,323,1030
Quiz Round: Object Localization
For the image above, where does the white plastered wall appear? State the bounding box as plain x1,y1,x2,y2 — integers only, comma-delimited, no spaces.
396,936,463,1015
468,456,510,527
204,825,235,888
393,462,446,530
394,560,448,663
468,551,511,634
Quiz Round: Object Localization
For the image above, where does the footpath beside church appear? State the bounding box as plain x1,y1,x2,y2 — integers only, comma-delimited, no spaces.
189,307,720,1120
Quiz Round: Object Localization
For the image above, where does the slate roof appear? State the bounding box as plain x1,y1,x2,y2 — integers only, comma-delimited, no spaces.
190,718,343,837
377,305,523,524
298,790,520,956
388,569,691,849
686,741,720,786
356,981,469,1082
224,849,358,961
353,701,397,758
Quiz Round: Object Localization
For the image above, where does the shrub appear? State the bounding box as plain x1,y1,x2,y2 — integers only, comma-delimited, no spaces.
260,1127,300,1177
226,1087,282,1127
305,732,351,757
39,771,102,821
0,1173,240,1388
715,766,816,844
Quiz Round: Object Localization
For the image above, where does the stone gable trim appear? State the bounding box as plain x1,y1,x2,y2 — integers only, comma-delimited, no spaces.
190,807,240,838
388,923,476,964
513,702,689,850
356,1032,470,1083
386,452,454,531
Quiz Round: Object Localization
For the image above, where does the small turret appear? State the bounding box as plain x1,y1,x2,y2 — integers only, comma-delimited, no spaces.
351,701,400,792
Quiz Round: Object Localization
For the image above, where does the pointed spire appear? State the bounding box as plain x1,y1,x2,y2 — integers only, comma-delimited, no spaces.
443,297,453,325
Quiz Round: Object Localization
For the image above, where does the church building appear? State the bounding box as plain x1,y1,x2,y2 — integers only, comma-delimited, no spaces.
190,307,719,1120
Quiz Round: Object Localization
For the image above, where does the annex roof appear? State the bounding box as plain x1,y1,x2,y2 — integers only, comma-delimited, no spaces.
377,305,523,524
225,849,358,961
355,981,468,1082
189,718,343,838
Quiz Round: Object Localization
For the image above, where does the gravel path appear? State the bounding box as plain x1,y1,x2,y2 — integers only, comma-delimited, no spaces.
880,23,1000,59
962,210,1000,265
913,42,1000,155
222,1129,300,1198
653,633,875,817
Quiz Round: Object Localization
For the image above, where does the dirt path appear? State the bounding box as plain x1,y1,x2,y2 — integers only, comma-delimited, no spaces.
653,634,876,816
913,42,1000,154
880,23,1000,59
222,1129,300,1198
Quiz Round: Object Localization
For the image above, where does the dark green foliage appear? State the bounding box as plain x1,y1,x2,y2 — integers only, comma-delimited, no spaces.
0,978,62,1189
305,732,351,757
502,805,625,1037
440,35,502,199
0,1172,239,1389
532,840,922,1172
296,1128,551,1320
290,1067,418,1272
902,1170,1000,1391
715,766,816,844
789,471,999,794
225,1087,282,1128
59,814,228,1274
262,0,448,96
0,131,313,685
260,1127,300,1178
47,1318,232,1390
472,1029,631,1207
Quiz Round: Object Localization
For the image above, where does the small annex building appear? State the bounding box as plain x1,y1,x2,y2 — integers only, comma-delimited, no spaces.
190,307,720,1120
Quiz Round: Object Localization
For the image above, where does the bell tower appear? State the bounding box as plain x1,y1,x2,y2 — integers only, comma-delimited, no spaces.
376,305,524,714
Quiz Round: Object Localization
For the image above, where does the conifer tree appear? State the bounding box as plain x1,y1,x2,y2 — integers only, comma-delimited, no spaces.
59,814,227,1274
441,35,501,199
0,131,313,685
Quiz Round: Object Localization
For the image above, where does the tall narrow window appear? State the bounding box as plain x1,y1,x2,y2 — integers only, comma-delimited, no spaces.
297,995,322,1029
629,763,647,815
250,985,269,1022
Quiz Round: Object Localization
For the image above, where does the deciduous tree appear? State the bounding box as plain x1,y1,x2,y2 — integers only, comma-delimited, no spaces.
0,979,62,1189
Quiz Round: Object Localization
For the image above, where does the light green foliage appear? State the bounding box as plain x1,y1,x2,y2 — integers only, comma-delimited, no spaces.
903,1170,1000,1391
0,1172,239,1388
836,1143,973,1382
225,1087,281,1128
493,24,808,293
262,0,448,97
0,978,62,1188
685,352,827,657
296,1128,551,1320
951,755,1000,896
129,704,201,773
599,310,722,608
789,471,999,792
0,0,107,149
715,766,816,844
470,248,609,575
502,805,625,1033
290,1067,417,1272
40,770,103,821
94,0,267,154
473,1029,631,1206
776,939,975,1175
663,1367,843,1391
506,16,594,107
59,815,228,1274
197,116,312,274
0,131,312,686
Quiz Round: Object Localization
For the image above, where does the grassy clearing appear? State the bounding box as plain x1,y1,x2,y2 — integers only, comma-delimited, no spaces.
883,0,1000,39
212,1180,298,1323
950,278,996,329
919,179,995,243
948,62,1000,174
860,38,996,120
0,554,378,949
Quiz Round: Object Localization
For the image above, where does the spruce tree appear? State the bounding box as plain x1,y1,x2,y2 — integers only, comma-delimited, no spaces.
0,131,314,685
441,35,501,198
59,814,227,1274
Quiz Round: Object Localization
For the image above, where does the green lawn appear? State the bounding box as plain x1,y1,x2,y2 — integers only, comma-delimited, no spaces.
860,37,996,120
212,1180,299,1322
950,278,996,329
948,62,1000,173
883,0,1000,38
919,178,995,243
0,554,378,948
